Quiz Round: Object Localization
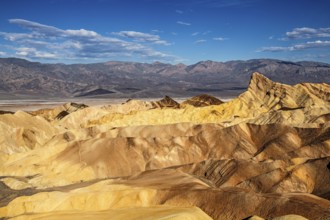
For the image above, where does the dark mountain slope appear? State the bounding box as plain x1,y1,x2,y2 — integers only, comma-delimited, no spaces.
0,58,329,98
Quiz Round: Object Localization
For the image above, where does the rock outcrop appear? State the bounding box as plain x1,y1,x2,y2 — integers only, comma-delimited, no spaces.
180,94,223,107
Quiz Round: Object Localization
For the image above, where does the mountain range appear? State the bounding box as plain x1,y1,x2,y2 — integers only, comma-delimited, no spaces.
0,57,330,99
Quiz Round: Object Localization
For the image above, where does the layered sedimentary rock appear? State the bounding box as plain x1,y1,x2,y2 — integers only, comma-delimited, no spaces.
0,72,329,219
180,94,223,107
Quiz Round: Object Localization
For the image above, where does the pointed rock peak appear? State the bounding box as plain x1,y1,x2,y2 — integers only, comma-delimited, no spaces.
200,60,214,64
160,95,179,105
162,95,173,100
245,72,303,109
248,72,274,92
250,72,272,83
152,95,179,108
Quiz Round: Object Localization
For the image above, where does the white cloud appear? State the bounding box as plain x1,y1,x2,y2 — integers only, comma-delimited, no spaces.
0,51,6,56
154,40,171,46
16,47,36,56
58,41,83,49
7,19,101,40
113,31,171,45
213,37,227,41
286,27,330,39
65,29,98,37
192,32,199,36
177,21,191,26
9,19,63,36
1,19,179,63
34,51,57,58
194,39,206,44
258,46,290,52
258,40,330,52
299,40,330,48
15,47,57,59
0,32,35,41
16,51,28,56
259,26,330,55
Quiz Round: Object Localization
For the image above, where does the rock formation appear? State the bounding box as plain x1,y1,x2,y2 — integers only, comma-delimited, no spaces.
180,94,223,107
0,72,329,219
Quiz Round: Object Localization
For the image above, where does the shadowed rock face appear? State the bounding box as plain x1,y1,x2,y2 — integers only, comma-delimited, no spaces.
152,95,180,108
0,110,14,115
0,72,330,220
180,94,223,107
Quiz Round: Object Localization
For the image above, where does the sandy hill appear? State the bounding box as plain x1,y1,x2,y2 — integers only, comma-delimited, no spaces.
0,72,329,219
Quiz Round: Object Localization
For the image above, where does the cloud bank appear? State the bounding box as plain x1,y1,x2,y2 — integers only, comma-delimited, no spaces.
113,31,171,45
0,19,178,63
286,27,330,39
259,40,330,52
259,27,330,54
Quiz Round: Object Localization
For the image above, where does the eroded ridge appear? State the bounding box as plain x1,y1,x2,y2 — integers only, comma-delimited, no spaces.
0,73,329,220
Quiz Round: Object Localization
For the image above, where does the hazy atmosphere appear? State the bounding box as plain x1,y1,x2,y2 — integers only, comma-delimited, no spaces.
1,0,330,64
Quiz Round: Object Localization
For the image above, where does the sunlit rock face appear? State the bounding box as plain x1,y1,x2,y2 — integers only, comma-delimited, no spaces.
0,72,329,220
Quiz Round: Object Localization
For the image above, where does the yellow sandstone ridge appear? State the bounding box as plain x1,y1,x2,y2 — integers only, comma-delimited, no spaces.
0,72,329,219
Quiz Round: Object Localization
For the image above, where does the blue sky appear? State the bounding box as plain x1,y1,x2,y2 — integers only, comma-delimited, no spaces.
0,0,330,64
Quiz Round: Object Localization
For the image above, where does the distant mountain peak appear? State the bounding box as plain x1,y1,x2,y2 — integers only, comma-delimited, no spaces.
152,61,166,65
175,63,186,68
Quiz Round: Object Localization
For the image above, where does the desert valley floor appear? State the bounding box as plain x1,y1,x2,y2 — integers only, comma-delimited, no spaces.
0,72,329,220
